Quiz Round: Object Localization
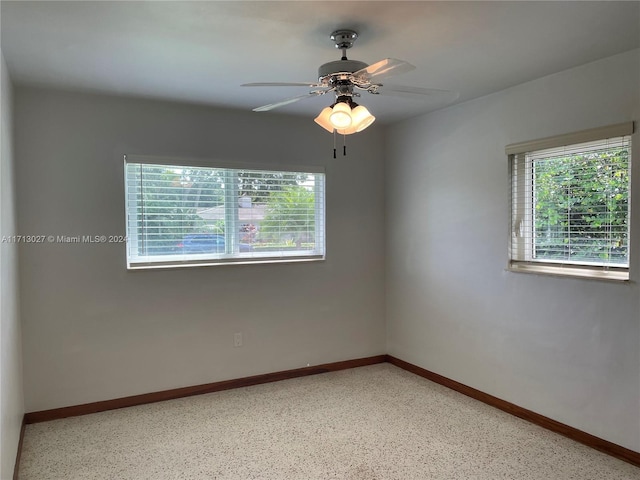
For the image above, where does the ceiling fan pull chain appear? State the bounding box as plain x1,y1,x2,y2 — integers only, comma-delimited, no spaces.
333,130,337,159
343,133,347,156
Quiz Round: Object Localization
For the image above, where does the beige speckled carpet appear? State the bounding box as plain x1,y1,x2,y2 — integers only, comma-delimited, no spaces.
19,364,640,479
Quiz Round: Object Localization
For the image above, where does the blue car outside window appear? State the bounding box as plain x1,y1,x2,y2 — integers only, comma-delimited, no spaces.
180,234,225,253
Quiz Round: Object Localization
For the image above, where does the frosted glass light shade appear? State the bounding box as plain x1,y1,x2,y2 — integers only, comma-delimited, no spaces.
350,105,376,132
314,107,334,133
329,102,352,129
337,125,358,135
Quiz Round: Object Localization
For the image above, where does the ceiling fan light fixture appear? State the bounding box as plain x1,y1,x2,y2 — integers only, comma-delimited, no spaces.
314,106,334,133
244,28,457,156
329,101,352,129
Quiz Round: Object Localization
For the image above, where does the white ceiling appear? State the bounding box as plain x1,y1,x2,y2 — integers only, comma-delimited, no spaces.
2,1,639,123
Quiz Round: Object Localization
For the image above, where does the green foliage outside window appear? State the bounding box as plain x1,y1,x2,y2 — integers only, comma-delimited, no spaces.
533,148,629,264
260,185,316,246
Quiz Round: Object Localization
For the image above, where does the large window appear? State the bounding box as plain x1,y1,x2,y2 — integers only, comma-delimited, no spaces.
508,123,633,280
124,156,325,269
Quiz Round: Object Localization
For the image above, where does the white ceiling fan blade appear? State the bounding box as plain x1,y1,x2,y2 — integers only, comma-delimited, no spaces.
242,82,322,88
252,90,331,112
353,58,416,83
374,84,460,102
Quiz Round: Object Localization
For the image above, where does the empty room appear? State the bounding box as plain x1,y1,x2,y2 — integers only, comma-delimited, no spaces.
1,1,639,479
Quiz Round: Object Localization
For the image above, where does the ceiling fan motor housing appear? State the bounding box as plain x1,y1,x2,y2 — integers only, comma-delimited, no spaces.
318,59,368,80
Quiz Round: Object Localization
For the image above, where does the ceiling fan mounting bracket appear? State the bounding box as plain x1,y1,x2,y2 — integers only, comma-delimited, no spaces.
330,30,358,50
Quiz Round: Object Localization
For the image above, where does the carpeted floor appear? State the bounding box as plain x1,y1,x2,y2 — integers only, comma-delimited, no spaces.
19,364,640,479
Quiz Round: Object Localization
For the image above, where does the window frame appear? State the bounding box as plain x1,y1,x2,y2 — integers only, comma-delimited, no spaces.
124,155,326,270
506,122,634,282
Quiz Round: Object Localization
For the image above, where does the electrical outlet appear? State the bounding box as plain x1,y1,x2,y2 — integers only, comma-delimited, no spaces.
234,332,243,347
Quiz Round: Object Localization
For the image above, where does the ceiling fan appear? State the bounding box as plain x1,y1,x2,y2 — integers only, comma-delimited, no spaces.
241,29,458,137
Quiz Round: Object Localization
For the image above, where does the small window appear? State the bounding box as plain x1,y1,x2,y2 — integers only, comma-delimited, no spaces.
508,123,633,281
124,158,325,269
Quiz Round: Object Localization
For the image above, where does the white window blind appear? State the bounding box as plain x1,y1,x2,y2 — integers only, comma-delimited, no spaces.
509,130,632,281
124,159,325,269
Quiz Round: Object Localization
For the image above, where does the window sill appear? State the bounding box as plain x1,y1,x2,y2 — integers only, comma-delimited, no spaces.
507,262,629,282
128,255,325,270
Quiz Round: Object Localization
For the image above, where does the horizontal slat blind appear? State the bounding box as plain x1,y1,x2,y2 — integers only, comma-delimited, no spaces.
510,134,631,272
125,161,325,268
124,154,325,173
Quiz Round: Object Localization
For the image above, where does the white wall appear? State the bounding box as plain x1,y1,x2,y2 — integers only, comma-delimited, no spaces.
386,49,640,451
1,52,24,478
14,88,386,412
